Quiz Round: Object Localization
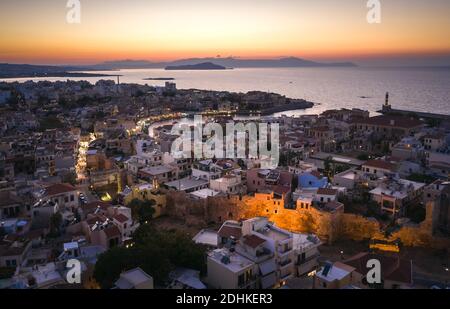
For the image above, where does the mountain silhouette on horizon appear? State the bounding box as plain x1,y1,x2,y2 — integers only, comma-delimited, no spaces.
89,57,356,70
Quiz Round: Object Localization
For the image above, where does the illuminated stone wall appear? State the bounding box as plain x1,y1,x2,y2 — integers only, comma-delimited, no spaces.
164,190,450,248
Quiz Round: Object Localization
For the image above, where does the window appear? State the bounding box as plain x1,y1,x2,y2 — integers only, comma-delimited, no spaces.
238,274,245,287
70,195,74,201
64,196,69,203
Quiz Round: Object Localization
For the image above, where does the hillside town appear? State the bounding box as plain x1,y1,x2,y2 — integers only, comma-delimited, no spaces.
0,80,449,289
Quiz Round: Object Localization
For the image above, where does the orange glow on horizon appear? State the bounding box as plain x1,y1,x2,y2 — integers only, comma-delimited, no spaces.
1,0,449,65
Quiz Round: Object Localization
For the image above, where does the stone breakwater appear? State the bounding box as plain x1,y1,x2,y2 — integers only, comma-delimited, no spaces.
259,100,314,115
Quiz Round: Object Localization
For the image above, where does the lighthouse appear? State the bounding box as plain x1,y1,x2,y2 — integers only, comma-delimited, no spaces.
382,92,391,112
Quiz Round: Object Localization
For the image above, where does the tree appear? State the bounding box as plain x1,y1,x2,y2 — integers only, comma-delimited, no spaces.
62,171,77,186
93,247,140,288
406,202,426,224
93,224,206,288
291,174,299,190
324,156,333,178
128,199,156,223
407,173,437,185
49,212,63,237
357,153,369,161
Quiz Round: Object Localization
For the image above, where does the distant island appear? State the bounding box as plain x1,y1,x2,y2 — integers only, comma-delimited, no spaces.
87,57,357,70
0,56,357,78
165,62,229,71
0,63,115,79
143,77,175,81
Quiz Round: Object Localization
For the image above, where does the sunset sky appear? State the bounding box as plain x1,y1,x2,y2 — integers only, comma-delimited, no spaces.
1,0,450,65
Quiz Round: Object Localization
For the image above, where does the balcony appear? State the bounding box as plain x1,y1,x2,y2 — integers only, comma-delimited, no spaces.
296,253,320,266
236,246,273,263
278,246,293,256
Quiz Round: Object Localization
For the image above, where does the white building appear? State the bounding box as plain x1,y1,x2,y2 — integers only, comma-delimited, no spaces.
370,178,425,217
114,267,154,289
293,233,321,276
191,160,221,181
164,176,209,193
210,174,244,195
207,248,258,289
35,183,79,211
211,217,322,289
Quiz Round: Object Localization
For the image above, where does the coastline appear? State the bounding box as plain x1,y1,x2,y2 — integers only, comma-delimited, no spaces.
235,100,315,116
0,72,118,79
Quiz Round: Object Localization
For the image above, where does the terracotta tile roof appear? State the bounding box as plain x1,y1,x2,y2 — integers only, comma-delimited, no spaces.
363,160,396,171
113,213,129,224
82,201,112,212
103,225,121,239
273,185,291,195
317,188,338,195
243,234,266,249
43,183,76,197
86,214,109,226
218,225,242,239
279,171,293,184
343,252,412,285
